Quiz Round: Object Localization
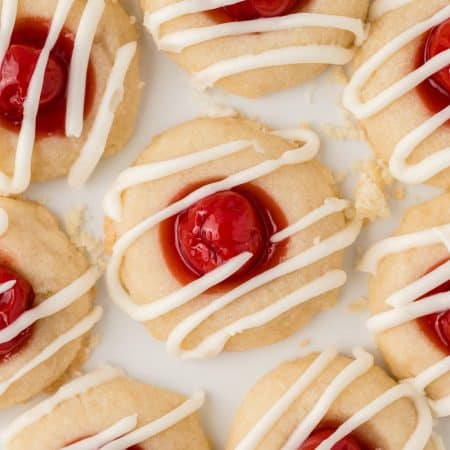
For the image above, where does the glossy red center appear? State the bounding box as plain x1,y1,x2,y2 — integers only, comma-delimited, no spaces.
417,260,450,354
222,0,304,21
0,265,34,361
416,18,450,115
0,17,95,136
160,183,288,290
298,428,366,450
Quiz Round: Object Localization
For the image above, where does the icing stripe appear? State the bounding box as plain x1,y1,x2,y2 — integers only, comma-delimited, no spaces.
146,0,366,89
369,0,415,21
0,306,103,397
1,365,124,443
0,0,76,195
0,266,100,344
0,0,17,65
61,415,138,450
0,280,15,295
68,41,137,188
0,208,7,235
66,0,105,138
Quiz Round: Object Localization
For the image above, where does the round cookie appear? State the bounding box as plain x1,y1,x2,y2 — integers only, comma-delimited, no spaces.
143,0,369,97
0,197,96,409
364,193,450,418
2,366,210,450
104,116,360,358
0,0,140,188
345,0,450,188
227,349,440,450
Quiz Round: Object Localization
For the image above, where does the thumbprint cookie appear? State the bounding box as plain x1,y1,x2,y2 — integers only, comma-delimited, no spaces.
227,348,442,450
0,197,101,409
103,116,361,359
343,0,450,188
0,0,140,194
360,193,450,418
1,365,210,450
143,0,369,97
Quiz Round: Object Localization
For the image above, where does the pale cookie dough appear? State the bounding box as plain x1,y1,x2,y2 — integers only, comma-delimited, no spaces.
351,0,450,188
368,193,450,415
0,197,94,408
143,0,369,97
0,0,140,182
104,116,350,355
4,369,210,450
227,351,438,450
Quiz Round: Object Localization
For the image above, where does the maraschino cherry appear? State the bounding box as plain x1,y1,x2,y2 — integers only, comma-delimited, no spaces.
224,0,302,21
0,265,34,361
417,261,450,354
176,190,266,276
299,428,365,450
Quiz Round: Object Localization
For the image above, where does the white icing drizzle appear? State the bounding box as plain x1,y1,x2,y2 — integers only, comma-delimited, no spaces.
145,0,366,90
0,208,7,235
2,366,205,450
0,0,137,194
369,0,415,21
1,365,124,443
0,266,100,344
104,127,359,358
68,41,137,188
0,306,103,398
236,348,433,450
0,280,15,295
66,0,105,138
360,224,450,417
343,5,450,184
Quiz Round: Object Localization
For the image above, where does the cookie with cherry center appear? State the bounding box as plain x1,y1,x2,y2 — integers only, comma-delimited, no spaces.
0,0,140,190
142,0,369,97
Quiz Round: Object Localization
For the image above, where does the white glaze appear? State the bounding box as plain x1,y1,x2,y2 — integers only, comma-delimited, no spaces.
1,365,124,443
0,306,103,397
0,280,15,295
0,208,7,235
0,0,17,67
361,224,450,417
66,0,105,138
343,5,450,184
369,0,415,21
145,0,366,90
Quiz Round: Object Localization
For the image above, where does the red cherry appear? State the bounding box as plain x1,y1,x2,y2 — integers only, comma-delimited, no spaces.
0,265,34,361
425,18,450,96
224,0,300,20
299,428,364,450
0,44,67,124
175,190,266,276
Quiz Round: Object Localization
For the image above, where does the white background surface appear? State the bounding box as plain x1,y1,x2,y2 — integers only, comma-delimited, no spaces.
0,1,449,448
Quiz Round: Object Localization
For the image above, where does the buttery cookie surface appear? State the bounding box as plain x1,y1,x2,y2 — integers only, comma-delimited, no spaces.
2,366,210,450
143,0,369,97
0,0,140,193
104,116,360,359
227,348,440,450
344,0,450,188
361,193,450,418
0,197,99,409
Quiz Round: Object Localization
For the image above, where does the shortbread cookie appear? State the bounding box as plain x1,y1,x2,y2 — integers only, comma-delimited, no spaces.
143,0,369,97
0,0,140,194
227,348,440,450
344,0,450,188
103,116,361,358
2,365,210,450
0,197,99,408
361,193,450,418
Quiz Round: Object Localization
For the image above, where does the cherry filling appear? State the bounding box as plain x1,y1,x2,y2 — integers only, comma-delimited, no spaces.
416,260,450,354
0,265,34,361
160,182,288,290
416,18,450,115
298,428,368,450
0,17,95,136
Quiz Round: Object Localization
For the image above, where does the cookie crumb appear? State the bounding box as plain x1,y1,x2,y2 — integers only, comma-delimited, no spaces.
393,183,406,200
313,236,321,245
299,338,311,348
320,105,367,141
333,170,348,184
347,297,369,313
327,66,349,85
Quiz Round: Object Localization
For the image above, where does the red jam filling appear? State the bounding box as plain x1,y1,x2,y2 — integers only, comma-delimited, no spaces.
298,427,368,450
0,265,34,361
0,17,95,136
160,182,288,290
416,260,450,354
416,18,450,116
